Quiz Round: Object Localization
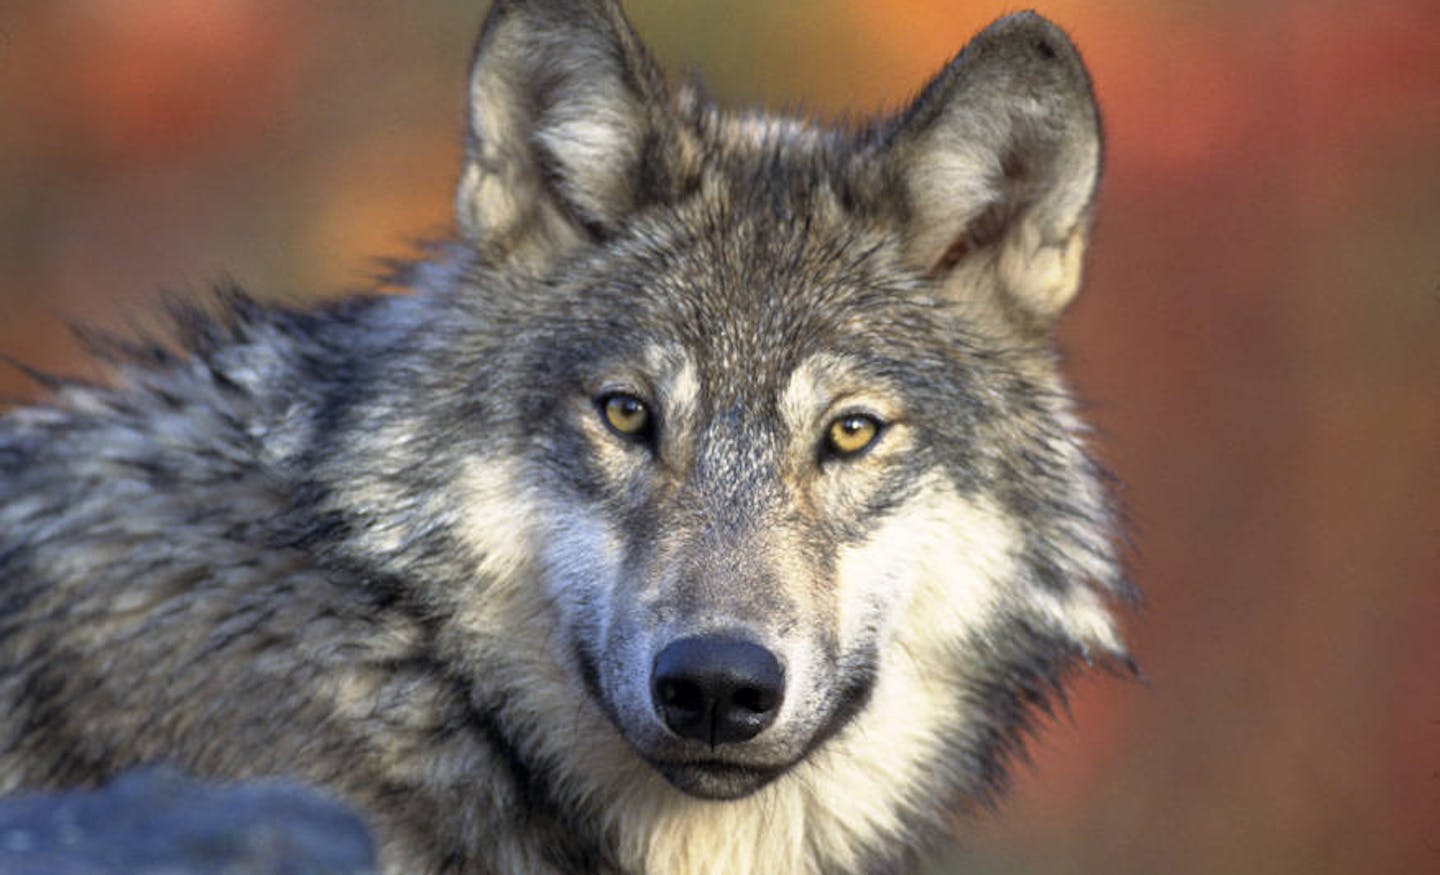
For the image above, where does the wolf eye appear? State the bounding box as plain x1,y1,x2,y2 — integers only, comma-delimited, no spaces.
823,413,883,459
599,393,652,441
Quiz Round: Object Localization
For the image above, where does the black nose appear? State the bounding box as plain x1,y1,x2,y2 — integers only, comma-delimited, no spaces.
651,636,784,747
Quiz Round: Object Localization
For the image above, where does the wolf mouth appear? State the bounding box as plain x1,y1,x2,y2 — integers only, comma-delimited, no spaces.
647,758,789,800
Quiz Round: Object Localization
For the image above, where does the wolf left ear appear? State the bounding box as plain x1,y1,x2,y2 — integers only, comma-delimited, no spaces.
884,12,1102,331
457,0,678,269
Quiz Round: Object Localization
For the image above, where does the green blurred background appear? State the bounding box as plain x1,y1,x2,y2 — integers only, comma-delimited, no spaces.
0,2,1436,872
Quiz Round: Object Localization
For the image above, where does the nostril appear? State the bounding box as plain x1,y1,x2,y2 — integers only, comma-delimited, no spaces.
656,677,703,711
730,685,775,715
650,635,785,746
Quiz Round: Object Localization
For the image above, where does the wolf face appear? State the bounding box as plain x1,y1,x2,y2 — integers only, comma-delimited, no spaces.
327,0,1134,808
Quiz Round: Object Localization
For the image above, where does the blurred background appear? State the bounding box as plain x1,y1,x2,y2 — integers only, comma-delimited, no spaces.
0,1,1436,872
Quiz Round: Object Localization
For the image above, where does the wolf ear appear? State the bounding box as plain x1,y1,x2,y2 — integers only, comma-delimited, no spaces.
457,0,674,268
884,12,1102,331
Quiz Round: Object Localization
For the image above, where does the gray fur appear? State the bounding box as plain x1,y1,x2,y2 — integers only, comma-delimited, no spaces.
0,3,1133,874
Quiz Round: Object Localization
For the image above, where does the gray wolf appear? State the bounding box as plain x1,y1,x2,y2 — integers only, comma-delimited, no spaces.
0,2,1135,873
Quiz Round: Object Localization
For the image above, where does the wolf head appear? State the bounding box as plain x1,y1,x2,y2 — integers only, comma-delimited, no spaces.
319,0,1131,820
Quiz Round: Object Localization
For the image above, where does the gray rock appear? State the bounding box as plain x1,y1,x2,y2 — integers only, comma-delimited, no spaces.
0,767,376,875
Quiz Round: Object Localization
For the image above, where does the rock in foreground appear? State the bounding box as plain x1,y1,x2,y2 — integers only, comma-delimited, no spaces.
0,767,376,874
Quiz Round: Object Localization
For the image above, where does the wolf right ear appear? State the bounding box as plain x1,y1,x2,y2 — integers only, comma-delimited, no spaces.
457,0,679,269
883,13,1102,333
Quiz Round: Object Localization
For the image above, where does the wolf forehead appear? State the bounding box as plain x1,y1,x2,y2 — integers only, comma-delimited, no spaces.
515,205,959,385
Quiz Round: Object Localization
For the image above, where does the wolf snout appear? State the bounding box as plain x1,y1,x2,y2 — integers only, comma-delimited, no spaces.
650,636,784,747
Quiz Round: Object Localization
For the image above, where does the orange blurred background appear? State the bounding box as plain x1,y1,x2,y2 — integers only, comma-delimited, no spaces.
1,2,1436,872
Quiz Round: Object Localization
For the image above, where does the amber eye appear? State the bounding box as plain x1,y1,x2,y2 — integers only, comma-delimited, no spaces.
599,393,652,440
824,413,883,459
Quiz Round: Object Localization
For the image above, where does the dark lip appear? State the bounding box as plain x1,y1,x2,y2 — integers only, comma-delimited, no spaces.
645,757,789,800
645,756,789,776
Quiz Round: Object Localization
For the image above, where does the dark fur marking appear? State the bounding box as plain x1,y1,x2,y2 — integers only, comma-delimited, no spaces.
800,657,877,761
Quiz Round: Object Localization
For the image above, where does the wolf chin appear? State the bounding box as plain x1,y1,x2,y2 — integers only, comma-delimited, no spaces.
0,2,1135,873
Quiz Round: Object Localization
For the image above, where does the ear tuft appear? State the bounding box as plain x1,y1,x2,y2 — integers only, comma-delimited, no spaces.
886,12,1102,330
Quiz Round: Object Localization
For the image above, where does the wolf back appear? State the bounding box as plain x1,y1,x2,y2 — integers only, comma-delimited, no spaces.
0,2,1135,874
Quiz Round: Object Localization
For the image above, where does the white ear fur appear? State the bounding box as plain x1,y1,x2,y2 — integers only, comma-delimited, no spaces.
999,218,1091,320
